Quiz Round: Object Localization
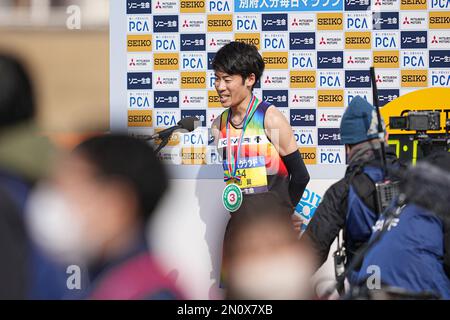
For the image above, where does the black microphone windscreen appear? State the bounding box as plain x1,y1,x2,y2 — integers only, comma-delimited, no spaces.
177,116,197,132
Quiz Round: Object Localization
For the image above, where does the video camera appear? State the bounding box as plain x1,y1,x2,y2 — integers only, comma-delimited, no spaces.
390,110,441,131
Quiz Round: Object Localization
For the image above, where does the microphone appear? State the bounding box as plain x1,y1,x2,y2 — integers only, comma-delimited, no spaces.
148,116,198,141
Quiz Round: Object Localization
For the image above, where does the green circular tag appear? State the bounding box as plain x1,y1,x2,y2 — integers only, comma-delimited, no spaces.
222,183,243,213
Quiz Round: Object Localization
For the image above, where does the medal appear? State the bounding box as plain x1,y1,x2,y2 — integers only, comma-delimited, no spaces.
222,183,243,212
222,96,259,212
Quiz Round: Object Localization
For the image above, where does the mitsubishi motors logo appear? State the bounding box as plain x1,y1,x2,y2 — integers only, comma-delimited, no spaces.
210,38,217,46
320,114,327,122
375,0,382,5
156,77,163,85
155,1,162,9
292,94,299,103
264,75,271,84
291,18,299,26
431,35,438,44
403,16,410,25
347,56,354,64
319,37,326,45
129,58,136,66
376,74,382,83
183,20,189,28
183,95,189,104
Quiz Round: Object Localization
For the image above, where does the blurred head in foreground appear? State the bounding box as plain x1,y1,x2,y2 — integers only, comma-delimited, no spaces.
26,134,168,265
224,194,316,300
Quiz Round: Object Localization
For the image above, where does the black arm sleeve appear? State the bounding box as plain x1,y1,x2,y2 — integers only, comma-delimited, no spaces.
282,150,310,207
302,178,348,270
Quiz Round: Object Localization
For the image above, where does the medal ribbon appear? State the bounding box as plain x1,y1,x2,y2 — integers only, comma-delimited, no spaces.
224,95,259,183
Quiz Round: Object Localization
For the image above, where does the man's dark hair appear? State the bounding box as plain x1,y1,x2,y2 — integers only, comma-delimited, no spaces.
0,55,35,127
212,41,264,89
74,134,168,221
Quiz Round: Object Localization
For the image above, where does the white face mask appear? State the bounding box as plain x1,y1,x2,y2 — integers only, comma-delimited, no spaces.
25,183,101,264
228,251,314,300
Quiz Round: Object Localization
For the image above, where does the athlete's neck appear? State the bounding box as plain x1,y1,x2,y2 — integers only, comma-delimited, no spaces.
230,94,253,120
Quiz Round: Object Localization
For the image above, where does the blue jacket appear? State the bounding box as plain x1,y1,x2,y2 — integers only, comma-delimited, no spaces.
356,203,450,299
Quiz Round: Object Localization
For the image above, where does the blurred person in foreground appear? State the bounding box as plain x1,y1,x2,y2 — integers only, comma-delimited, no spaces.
224,192,316,299
0,54,68,299
26,134,184,299
352,151,450,299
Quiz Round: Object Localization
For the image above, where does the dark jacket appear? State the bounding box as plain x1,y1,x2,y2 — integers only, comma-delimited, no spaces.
303,142,404,269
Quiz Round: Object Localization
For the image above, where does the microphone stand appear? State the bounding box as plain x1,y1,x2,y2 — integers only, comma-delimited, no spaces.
154,135,171,154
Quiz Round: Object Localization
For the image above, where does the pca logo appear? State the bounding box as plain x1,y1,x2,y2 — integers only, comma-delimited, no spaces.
401,50,427,69
430,70,450,87
290,109,317,127
289,32,315,50
182,128,208,146
294,128,317,146
155,109,180,128
127,0,151,14
430,0,450,9
262,14,288,31
345,89,372,106
262,90,289,108
181,52,206,71
318,70,344,89
235,14,260,32
154,34,179,52
295,188,322,229
208,0,232,13
318,147,345,164
127,16,152,33
128,91,152,108
262,33,288,51
290,52,316,70
345,70,371,88
373,31,399,49
345,12,371,30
